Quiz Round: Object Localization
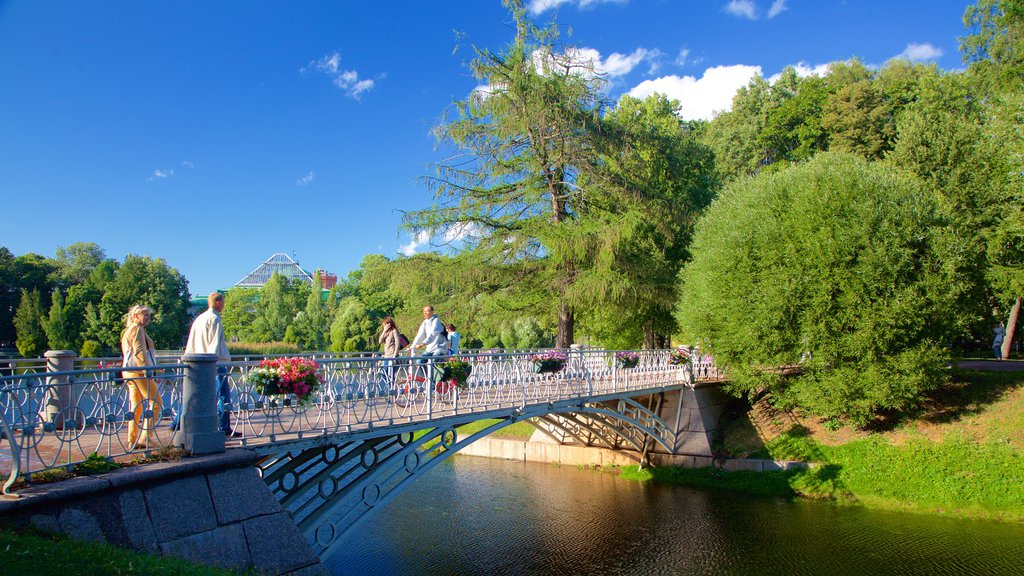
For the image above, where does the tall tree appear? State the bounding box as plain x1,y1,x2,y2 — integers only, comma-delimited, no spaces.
582,93,717,347
14,289,47,357
51,242,106,288
43,288,74,351
97,255,190,349
405,0,607,348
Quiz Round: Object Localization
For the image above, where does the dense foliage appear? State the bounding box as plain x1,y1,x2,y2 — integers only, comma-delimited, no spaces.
677,153,977,425
3,243,190,355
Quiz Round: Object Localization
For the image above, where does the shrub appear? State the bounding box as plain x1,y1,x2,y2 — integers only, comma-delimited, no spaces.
79,340,104,359
677,153,979,425
227,341,301,356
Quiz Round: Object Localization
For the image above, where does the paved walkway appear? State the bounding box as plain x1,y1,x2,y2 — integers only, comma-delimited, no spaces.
955,359,1024,371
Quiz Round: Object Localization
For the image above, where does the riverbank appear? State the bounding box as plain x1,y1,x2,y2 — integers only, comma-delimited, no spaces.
647,366,1024,522
0,523,240,576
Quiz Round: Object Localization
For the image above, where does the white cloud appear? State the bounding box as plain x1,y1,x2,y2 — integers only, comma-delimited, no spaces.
627,64,762,121
556,46,658,78
676,48,690,67
767,60,832,83
400,231,431,257
725,0,758,20
896,42,943,62
528,0,626,14
442,222,481,244
767,0,787,18
302,50,377,100
297,171,315,186
154,169,174,178
181,160,195,168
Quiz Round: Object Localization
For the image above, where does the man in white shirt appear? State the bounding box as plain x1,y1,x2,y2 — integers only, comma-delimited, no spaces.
180,292,237,436
409,305,448,382
410,305,447,356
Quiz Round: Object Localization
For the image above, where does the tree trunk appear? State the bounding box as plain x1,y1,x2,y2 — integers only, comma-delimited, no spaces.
556,303,574,349
1001,296,1021,359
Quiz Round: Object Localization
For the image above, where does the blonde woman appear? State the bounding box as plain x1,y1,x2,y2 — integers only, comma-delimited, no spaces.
120,304,161,449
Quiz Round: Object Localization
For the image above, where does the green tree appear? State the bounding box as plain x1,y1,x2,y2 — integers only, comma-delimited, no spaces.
406,0,607,348
251,273,308,342
14,289,47,357
97,255,190,349
293,272,330,350
329,296,380,352
51,242,106,288
580,93,717,347
677,153,978,426
43,288,74,351
961,0,1024,88
1,251,56,347
222,287,260,342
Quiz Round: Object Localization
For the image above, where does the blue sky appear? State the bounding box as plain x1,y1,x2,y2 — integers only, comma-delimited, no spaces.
0,0,972,296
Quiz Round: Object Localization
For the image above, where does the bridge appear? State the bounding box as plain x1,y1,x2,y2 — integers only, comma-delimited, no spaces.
1,348,724,559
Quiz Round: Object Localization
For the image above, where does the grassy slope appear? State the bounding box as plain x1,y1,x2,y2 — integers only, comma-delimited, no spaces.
643,368,1024,522
0,524,242,576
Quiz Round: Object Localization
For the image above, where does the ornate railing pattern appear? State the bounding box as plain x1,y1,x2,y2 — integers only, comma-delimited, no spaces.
0,348,720,494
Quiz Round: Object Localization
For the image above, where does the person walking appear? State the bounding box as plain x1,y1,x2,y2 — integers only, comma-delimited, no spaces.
182,292,237,436
446,324,461,355
378,316,402,390
120,304,161,449
994,323,1006,360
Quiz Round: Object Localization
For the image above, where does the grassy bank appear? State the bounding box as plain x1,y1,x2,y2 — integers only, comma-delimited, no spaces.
624,368,1024,522
0,524,241,576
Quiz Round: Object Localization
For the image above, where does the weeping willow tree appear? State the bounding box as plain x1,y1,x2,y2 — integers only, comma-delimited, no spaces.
404,0,717,348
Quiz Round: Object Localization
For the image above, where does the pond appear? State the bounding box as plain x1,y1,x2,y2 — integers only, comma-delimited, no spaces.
326,456,1024,575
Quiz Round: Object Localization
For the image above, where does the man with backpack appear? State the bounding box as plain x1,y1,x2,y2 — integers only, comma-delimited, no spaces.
408,305,448,384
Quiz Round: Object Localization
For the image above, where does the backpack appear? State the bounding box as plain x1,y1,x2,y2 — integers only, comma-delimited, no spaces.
398,332,410,349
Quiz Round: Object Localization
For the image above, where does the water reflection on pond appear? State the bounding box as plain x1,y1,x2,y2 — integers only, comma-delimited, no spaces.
326,456,1024,575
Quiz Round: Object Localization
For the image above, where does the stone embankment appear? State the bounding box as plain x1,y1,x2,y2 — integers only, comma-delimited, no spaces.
457,435,809,473
0,449,324,576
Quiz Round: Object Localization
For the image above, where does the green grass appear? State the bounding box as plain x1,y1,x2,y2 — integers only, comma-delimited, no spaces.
0,524,243,576
455,418,537,439
615,369,1024,523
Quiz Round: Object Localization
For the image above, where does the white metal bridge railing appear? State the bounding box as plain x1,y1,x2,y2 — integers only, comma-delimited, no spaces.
0,348,720,494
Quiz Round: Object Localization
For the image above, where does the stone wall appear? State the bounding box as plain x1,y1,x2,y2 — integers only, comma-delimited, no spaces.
0,449,324,576
456,436,807,472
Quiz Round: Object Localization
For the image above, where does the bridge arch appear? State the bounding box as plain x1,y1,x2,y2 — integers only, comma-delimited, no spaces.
255,395,678,559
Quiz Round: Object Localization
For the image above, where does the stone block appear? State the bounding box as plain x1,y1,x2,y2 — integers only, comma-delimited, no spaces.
491,438,526,461
243,512,321,575
722,459,762,472
29,513,60,533
160,524,252,571
675,431,713,456
145,475,217,542
58,507,105,542
207,468,282,524
525,440,555,464
761,460,785,472
119,489,158,552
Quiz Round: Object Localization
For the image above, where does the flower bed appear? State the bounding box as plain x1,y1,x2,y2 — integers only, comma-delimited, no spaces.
615,351,640,369
246,357,323,403
530,351,567,374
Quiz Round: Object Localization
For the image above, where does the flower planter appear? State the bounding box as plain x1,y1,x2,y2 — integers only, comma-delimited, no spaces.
441,363,472,389
616,357,640,369
531,360,565,374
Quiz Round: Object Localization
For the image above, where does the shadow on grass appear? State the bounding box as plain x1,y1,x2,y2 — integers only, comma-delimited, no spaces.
869,369,1024,431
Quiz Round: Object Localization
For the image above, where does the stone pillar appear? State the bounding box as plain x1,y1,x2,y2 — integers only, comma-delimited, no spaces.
174,354,225,455
41,350,77,429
